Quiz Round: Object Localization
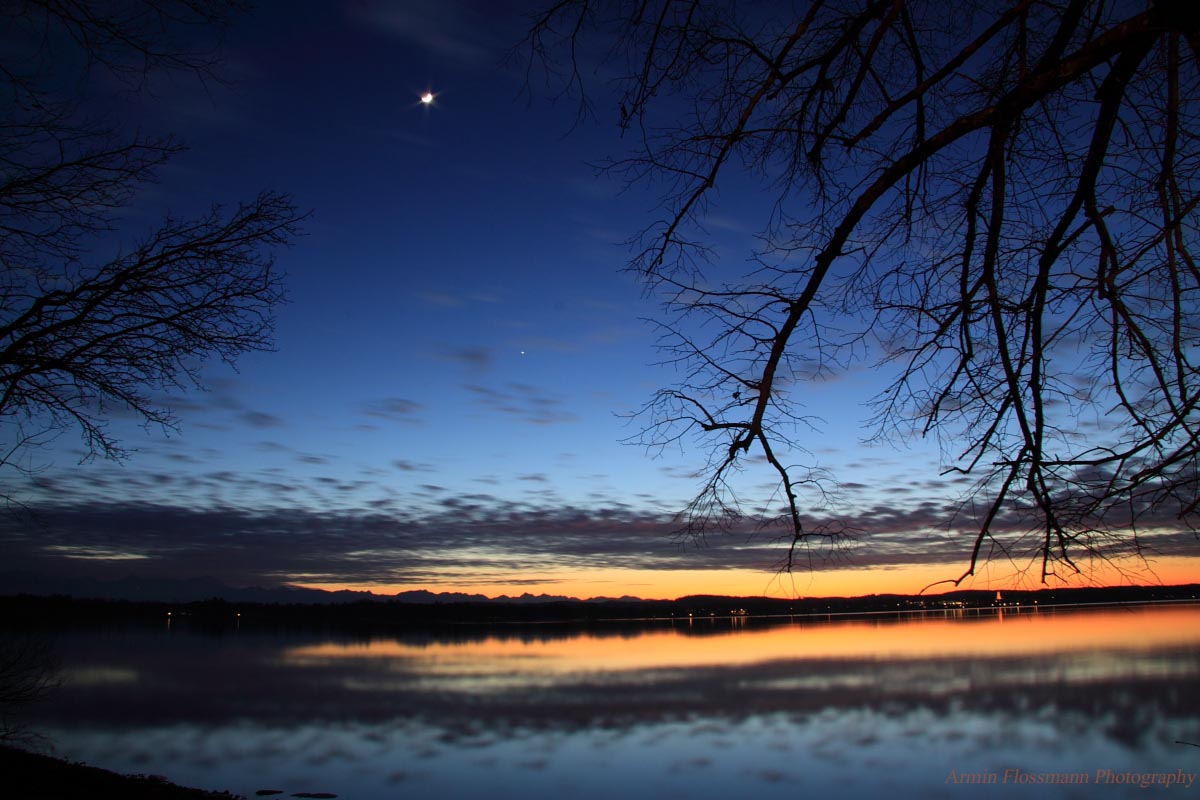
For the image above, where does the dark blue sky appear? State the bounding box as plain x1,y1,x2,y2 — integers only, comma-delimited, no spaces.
4,0,1194,598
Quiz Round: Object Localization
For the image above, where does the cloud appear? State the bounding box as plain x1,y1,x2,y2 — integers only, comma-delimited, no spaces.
0,502,678,587
446,347,493,369
464,382,579,425
5,487,1193,594
240,410,285,429
348,0,501,64
154,394,215,414
362,397,425,424
392,460,433,472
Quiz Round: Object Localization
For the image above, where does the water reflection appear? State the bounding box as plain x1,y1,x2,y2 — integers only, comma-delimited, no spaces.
289,603,1200,668
34,605,1200,799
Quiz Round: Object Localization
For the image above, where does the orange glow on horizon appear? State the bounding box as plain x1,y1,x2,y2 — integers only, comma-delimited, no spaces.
294,554,1200,600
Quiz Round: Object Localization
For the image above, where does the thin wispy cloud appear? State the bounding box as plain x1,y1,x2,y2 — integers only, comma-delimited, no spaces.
348,0,499,64
446,347,493,369
240,410,285,429
362,397,425,424
464,382,579,425
392,460,434,473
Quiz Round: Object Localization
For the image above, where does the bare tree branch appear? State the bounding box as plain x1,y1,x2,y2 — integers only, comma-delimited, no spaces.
0,1,304,481
526,0,1200,579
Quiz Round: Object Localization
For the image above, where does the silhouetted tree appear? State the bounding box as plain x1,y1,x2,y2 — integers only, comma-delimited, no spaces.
0,634,59,746
526,0,1200,583
0,1,303,478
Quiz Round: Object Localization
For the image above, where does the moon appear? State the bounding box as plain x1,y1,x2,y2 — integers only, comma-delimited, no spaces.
420,91,434,105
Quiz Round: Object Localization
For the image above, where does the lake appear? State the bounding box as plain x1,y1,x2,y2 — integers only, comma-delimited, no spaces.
23,603,1200,798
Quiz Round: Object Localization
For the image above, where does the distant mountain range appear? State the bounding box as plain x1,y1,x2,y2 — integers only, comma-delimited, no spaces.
4,573,1198,615
0,572,647,605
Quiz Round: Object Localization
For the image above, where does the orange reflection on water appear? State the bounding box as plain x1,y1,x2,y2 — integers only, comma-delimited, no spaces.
283,604,1200,676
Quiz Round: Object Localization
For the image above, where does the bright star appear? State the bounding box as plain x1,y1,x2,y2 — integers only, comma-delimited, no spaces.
420,91,434,105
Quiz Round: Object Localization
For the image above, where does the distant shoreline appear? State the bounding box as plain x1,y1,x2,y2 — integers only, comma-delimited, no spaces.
594,596,1200,624
1,583,1196,632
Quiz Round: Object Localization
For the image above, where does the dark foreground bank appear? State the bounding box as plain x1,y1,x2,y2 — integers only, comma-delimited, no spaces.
0,745,243,799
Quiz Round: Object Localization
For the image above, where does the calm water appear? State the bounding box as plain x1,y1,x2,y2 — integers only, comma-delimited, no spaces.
24,604,1200,798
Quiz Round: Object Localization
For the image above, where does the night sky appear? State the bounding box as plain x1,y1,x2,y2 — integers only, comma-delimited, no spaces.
3,0,1197,599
